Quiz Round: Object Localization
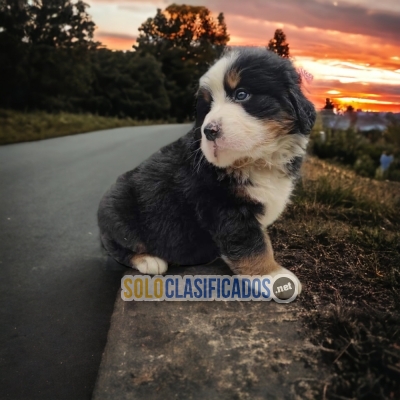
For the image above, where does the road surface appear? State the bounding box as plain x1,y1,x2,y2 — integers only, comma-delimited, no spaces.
0,124,191,400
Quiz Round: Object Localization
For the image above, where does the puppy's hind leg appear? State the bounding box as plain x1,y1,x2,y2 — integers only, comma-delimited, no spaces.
131,254,168,275
100,234,167,274
100,233,135,267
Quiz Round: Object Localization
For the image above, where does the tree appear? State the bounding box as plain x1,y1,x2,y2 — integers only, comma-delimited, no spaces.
0,1,30,108
0,0,98,110
134,4,230,121
0,0,29,41
323,98,335,110
0,0,98,48
27,0,98,49
135,4,228,57
385,121,400,148
0,1,231,120
89,50,170,119
267,29,289,58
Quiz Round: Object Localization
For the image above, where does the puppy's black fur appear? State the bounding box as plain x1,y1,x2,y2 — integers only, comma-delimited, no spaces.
98,48,315,270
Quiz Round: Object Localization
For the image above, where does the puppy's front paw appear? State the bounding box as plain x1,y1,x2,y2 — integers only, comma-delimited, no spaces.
132,255,168,275
270,265,302,296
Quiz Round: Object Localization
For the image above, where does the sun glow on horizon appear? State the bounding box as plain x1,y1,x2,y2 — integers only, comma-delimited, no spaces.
337,97,399,105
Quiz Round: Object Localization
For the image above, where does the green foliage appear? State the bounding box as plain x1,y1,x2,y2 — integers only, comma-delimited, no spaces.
353,154,376,177
296,176,358,208
89,50,170,119
310,126,400,180
0,0,97,48
135,4,230,121
267,29,289,58
312,129,364,165
387,159,400,182
0,0,97,110
364,128,383,144
0,2,229,126
0,0,28,41
384,120,400,148
26,0,98,48
136,4,228,53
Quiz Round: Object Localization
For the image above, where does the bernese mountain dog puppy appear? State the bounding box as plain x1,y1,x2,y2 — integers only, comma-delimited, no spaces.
98,47,316,291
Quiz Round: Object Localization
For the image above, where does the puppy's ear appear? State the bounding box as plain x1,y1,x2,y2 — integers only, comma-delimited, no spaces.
288,85,316,135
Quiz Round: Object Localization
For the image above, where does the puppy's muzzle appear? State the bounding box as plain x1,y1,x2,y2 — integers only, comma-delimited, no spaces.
203,122,221,142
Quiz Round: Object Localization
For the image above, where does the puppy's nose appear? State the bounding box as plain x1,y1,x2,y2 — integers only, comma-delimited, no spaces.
203,122,221,141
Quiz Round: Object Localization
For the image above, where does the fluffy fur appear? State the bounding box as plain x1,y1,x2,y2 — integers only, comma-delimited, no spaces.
97,48,316,289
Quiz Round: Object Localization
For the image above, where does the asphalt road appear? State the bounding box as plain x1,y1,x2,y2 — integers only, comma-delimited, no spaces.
0,124,191,400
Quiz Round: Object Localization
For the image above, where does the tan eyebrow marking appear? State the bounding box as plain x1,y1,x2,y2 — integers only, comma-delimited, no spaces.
225,68,241,89
198,88,212,102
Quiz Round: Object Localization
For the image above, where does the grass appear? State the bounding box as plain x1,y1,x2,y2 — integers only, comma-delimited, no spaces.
296,158,399,223
272,157,400,399
0,109,168,145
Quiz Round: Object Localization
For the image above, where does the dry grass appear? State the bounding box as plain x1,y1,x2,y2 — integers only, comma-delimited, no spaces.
300,158,399,215
271,156,400,399
0,109,167,145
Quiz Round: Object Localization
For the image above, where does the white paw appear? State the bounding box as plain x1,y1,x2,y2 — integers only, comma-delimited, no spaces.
270,266,302,295
135,256,168,275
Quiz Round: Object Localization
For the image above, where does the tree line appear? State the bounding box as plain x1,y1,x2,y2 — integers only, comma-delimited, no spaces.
0,1,288,122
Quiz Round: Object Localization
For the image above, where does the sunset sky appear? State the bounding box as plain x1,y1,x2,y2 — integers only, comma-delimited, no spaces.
88,0,400,112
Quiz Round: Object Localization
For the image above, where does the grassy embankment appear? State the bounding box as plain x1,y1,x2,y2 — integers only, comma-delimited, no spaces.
0,109,167,145
275,157,400,399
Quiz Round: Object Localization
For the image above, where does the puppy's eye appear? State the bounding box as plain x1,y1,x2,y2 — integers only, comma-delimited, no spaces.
235,90,250,102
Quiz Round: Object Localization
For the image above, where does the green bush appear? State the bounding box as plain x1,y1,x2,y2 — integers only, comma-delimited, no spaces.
387,160,400,182
354,154,376,177
311,129,363,165
310,125,400,182
388,170,400,182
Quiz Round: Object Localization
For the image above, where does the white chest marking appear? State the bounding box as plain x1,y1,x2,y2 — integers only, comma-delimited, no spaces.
245,168,293,227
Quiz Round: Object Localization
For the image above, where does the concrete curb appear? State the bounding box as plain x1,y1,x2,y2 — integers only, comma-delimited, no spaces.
93,261,322,399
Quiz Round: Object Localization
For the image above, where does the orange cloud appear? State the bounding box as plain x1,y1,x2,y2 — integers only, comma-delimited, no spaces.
95,32,136,51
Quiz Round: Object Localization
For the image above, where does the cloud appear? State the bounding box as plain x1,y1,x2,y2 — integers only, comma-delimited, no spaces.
95,31,136,50
225,14,400,70
118,2,164,13
96,31,137,41
211,0,400,46
91,0,400,46
88,0,400,70
297,56,400,109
